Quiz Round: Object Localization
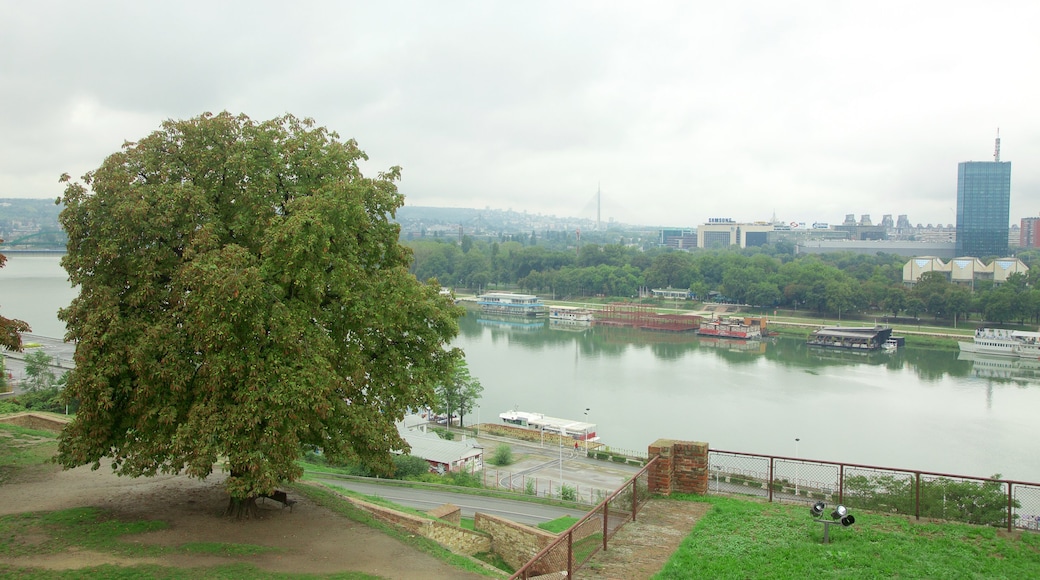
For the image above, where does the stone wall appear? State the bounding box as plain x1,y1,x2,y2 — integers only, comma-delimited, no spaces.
648,438,708,495
0,412,69,433
475,512,557,572
427,503,461,526
343,496,491,556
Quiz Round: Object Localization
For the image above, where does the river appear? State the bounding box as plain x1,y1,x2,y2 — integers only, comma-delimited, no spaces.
2,253,1038,482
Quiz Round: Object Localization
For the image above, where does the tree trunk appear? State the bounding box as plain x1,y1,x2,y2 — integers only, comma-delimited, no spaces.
224,495,260,519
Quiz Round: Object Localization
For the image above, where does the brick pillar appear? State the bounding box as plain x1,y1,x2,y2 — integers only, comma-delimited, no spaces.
648,439,675,495
648,439,709,496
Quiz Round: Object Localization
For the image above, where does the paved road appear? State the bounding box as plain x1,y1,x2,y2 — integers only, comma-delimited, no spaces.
314,476,590,526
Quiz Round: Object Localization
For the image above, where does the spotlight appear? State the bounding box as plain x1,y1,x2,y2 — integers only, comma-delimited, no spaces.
810,501,826,518
831,504,855,527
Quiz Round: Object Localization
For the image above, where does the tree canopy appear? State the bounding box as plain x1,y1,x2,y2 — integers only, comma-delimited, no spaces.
55,112,463,515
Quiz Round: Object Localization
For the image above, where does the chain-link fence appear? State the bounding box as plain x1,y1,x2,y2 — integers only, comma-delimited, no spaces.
709,449,1040,532
482,468,616,505
510,456,655,579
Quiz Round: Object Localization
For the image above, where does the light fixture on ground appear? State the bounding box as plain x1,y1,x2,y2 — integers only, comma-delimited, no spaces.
810,502,854,544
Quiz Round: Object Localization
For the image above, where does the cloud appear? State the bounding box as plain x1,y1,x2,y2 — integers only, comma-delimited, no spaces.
2,1,1039,227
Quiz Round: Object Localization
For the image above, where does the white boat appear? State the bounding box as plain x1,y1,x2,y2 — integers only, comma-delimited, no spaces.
499,410,598,442
476,292,546,317
882,339,898,352
958,328,1040,359
548,306,594,323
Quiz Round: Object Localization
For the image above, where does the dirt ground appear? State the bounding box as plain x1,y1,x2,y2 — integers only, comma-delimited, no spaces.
0,458,489,579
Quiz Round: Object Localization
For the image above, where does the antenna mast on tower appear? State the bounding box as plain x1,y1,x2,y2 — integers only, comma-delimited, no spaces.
597,183,602,231
994,128,1001,162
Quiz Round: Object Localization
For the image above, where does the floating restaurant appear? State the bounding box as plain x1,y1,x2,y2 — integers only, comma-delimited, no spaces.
806,325,893,351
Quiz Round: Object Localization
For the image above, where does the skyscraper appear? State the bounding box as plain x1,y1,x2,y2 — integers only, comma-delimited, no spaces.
956,136,1011,258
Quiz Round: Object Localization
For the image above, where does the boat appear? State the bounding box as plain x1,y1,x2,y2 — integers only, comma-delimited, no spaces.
548,306,594,324
882,339,899,352
958,328,1040,359
499,410,598,442
476,292,546,317
806,325,893,351
697,316,763,340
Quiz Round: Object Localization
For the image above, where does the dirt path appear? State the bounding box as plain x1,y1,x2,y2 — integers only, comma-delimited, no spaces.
581,499,710,579
0,459,488,578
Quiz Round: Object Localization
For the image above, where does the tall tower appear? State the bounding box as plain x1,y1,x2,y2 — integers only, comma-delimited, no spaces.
956,132,1011,258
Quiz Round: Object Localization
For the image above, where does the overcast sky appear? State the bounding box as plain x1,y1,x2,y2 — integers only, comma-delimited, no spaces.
2,1,1038,228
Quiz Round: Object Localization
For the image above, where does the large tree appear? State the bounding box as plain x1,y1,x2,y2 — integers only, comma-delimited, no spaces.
55,112,463,516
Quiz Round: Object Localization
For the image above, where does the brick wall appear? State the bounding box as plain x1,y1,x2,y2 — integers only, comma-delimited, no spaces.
648,438,708,495
475,512,557,571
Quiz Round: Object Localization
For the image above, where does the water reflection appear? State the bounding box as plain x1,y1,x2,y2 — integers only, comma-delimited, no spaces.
454,308,1040,482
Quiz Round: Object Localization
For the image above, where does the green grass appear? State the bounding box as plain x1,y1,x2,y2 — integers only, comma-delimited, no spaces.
655,495,1040,579
0,506,285,560
538,515,579,533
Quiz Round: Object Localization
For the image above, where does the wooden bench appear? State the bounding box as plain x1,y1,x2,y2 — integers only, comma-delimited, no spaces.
259,490,297,512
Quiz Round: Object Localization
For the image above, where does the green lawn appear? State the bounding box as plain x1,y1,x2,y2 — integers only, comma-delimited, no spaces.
656,495,1040,579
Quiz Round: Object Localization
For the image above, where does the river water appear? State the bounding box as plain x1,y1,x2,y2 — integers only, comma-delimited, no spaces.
3,254,1038,482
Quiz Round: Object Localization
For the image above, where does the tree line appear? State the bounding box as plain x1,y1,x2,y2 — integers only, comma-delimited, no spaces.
407,237,1040,325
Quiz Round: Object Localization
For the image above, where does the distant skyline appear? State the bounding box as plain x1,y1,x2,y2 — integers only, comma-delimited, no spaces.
2,1,1039,228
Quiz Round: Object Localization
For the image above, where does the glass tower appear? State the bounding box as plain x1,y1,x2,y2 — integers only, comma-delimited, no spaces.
956,161,1011,257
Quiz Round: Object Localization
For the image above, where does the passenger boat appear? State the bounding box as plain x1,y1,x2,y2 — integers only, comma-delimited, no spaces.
882,339,898,352
548,306,594,323
958,328,1040,359
697,316,763,340
476,292,546,317
499,410,598,442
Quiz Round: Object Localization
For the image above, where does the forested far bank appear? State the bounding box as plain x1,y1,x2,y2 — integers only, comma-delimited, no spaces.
406,237,1040,327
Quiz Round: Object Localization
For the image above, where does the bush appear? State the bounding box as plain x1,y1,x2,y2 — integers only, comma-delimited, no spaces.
560,485,576,501
12,387,77,414
431,427,455,441
445,470,482,488
489,444,513,466
525,480,537,496
393,454,431,478
611,455,627,463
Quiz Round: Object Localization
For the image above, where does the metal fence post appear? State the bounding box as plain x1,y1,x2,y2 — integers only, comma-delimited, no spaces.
567,529,574,577
1007,481,1014,532
768,456,775,503
915,472,921,521
839,464,845,504
630,477,637,521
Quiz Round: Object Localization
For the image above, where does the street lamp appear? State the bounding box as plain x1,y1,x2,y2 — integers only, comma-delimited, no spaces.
583,408,591,454
558,427,565,485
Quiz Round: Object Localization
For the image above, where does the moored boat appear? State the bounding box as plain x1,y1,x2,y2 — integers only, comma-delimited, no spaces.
476,292,546,317
548,306,594,323
958,328,1040,359
806,325,893,351
697,316,764,340
499,410,598,443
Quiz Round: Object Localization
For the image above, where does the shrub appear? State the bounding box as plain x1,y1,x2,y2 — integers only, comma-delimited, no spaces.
393,454,431,478
489,444,513,466
611,455,627,463
525,480,537,496
431,427,455,441
560,485,577,501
